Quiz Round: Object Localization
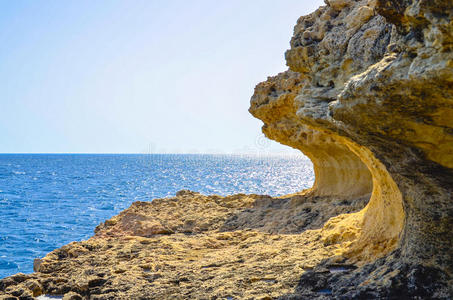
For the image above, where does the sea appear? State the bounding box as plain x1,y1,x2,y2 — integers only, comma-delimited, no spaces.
0,154,314,279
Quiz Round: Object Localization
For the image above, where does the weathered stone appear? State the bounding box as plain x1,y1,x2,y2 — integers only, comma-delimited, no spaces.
1,0,452,298
62,291,82,300
0,192,366,299
33,259,42,273
250,0,453,297
24,280,42,297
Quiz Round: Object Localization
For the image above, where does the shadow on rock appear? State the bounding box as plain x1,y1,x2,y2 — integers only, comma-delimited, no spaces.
279,250,452,299
219,193,369,234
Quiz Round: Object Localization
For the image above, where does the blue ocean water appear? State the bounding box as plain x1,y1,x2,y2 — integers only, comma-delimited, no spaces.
0,154,314,278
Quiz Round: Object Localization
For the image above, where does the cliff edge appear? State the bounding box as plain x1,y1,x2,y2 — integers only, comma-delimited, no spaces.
250,0,453,298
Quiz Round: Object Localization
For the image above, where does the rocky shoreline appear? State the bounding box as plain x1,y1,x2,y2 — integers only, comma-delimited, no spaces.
2,0,452,298
0,190,368,299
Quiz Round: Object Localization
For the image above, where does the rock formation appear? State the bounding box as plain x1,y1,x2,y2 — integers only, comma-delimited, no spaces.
0,191,368,299
1,0,452,299
250,0,453,298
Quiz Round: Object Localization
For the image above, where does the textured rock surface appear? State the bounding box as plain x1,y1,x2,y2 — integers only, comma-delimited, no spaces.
0,191,367,299
1,0,452,299
250,0,453,298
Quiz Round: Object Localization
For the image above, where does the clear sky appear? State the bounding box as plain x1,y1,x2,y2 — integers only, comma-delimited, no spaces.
0,0,324,154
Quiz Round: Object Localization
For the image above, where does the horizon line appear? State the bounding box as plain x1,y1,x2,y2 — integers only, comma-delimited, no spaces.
0,152,304,156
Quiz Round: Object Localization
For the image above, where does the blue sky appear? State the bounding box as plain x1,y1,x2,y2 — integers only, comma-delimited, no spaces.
0,0,324,154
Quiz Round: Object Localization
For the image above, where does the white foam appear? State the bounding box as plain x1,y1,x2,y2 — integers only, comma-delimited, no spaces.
36,295,63,300
329,266,350,273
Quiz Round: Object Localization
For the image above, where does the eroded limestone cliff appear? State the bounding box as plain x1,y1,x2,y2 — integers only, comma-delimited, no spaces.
250,0,453,298
1,0,452,299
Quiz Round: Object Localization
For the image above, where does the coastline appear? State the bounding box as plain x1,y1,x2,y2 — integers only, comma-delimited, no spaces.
2,0,453,298
0,190,367,299
0,154,313,280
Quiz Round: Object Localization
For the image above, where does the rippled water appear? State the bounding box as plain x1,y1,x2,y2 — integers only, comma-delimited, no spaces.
0,154,314,278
